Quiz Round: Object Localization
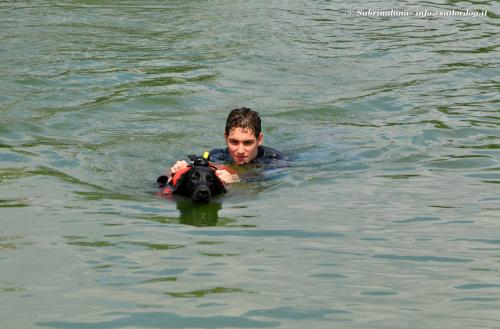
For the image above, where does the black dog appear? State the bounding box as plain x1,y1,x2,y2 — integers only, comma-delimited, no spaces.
157,156,226,203
175,165,225,202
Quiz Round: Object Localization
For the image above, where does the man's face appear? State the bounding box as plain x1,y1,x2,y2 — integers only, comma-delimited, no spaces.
225,128,263,164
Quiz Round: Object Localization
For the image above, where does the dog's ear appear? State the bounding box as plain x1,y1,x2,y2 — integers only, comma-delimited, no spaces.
212,174,227,194
172,169,191,195
170,166,194,193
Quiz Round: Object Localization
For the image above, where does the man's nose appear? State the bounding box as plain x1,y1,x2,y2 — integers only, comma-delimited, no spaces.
236,144,245,154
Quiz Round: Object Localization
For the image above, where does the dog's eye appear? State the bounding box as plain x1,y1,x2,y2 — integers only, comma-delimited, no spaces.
191,172,200,182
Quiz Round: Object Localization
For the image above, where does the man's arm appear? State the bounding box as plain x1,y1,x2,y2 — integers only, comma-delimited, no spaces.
215,169,240,183
169,159,239,184
169,160,189,176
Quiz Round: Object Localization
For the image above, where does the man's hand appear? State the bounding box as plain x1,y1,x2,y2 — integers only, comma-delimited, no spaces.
216,169,240,184
169,160,189,176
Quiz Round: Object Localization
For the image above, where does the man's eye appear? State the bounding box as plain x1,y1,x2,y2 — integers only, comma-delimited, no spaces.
244,141,254,146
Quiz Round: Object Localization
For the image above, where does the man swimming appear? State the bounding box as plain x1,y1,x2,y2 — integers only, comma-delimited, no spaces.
169,107,283,184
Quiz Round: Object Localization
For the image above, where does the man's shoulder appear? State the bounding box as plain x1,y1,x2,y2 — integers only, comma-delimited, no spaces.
208,148,230,163
253,145,284,164
208,146,285,164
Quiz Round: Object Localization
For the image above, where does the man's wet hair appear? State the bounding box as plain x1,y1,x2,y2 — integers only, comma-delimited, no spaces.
225,107,261,139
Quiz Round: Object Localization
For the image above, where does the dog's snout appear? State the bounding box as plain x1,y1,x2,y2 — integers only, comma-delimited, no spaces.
193,187,211,202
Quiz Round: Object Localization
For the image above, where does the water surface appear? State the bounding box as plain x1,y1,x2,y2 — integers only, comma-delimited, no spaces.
1,1,500,328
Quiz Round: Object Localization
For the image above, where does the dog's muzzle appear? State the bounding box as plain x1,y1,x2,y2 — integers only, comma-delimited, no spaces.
192,186,211,203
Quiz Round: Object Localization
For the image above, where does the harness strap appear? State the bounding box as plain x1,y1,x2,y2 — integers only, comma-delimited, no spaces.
171,166,192,187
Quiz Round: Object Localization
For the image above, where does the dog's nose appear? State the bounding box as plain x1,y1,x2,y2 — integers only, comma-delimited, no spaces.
193,188,211,202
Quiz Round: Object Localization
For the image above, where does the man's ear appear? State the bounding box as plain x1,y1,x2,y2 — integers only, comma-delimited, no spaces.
257,132,263,146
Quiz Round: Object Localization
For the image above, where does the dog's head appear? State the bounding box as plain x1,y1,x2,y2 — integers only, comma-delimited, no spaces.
157,156,226,203
174,165,225,202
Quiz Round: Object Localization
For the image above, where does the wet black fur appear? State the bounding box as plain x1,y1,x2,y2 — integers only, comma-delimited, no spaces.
173,166,225,203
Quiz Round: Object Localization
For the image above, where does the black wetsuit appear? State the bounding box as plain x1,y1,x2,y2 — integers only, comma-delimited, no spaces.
208,146,284,165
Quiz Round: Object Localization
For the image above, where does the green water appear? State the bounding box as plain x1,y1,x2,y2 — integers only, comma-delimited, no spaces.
1,1,499,328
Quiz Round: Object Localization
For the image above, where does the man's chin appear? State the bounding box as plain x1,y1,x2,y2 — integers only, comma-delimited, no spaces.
234,157,248,164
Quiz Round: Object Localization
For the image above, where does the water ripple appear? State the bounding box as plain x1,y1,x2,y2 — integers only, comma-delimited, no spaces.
36,312,279,329
184,229,345,239
372,255,472,263
2,1,500,328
